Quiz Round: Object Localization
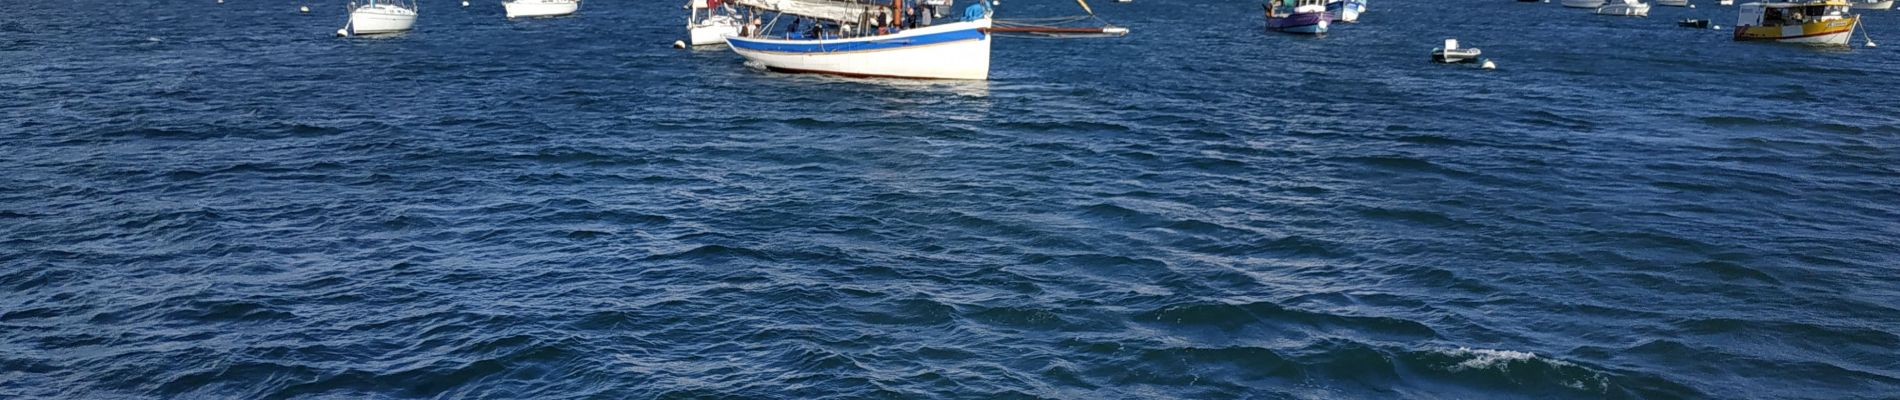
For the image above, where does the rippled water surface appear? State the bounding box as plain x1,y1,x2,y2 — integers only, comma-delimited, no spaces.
5,0,1900,398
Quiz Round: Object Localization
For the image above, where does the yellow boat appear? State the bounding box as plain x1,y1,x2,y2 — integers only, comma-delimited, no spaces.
1734,1,1859,46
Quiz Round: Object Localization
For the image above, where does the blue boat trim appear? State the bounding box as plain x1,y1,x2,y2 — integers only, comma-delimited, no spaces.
728,28,986,54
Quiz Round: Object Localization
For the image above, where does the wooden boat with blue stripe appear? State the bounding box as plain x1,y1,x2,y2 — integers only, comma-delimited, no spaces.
726,18,991,80
725,0,992,80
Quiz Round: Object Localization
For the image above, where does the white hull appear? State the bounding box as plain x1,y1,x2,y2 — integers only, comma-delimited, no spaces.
1564,0,1607,7
689,16,740,46
1769,29,1855,45
1597,2,1651,15
726,19,992,80
346,5,416,35
505,0,579,18
1852,0,1893,9
1657,0,1687,6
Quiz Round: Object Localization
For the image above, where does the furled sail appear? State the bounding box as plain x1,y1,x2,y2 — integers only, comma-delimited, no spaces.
730,0,888,23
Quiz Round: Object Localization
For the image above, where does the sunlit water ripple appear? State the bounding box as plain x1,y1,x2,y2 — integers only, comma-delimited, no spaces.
3,0,1899,398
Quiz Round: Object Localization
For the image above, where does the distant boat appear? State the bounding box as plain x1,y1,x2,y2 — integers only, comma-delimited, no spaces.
1850,0,1893,9
1564,0,1608,7
1597,0,1652,15
686,0,740,46
1265,0,1330,34
724,0,994,79
1734,0,1858,45
1719,0,1734,4
1325,0,1366,22
1432,38,1481,63
337,0,417,37
1678,18,1713,27
1657,0,1689,6
504,0,579,18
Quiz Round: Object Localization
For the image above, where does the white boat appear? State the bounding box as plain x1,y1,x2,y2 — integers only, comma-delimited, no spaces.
337,0,417,37
1658,0,1689,6
1734,1,1858,45
1326,0,1366,22
725,0,993,80
1720,0,1734,4
504,0,579,19
1597,0,1652,15
1432,38,1481,63
1851,0,1893,8
1564,0,1608,7
687,0,741,46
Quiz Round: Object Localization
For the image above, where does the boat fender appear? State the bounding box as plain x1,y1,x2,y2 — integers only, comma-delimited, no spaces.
673,40,687,49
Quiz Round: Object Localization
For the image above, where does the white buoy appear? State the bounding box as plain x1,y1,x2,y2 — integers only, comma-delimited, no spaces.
336,28,349,37
1689,4,1696,8
300,5,310,13
993,0,1000,5
461,0,470,6
1868,40,1879,48
1713,25,1722,30
1481,59,1497,70
673,40,687,49
217,0,223,3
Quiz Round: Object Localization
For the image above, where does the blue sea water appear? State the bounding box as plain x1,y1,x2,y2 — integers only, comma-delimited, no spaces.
4,0,1900,398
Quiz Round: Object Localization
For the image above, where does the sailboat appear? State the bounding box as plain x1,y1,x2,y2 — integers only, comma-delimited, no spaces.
504,0,580,19
687,0,742,46
336,0,417,37
724,0,994,80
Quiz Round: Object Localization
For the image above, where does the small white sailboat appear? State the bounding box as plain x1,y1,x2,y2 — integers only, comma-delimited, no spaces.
1851,0,1893,9
337,0,418,37
1597,0,1652,15
1657,0,1689,6
504,0,580,19
1564,0,1608,7
1432,38,1482,63
686,0,741,46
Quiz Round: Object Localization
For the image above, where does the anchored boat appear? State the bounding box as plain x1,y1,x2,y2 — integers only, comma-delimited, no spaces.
1264,0,1329,35
1658,0,1689,6
504,0,579,19
337,0,417,37
1597,0,1653,15
1734,1,1859,45
687,0,741,46
1564,0,1608,8
725,0,993,80
1326,0,1366,23
1850,0,1893,9
1432,38,1481,63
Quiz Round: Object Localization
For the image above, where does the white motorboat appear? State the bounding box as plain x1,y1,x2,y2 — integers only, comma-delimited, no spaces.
686,0,741,46
1432,38,1481,63
1657,0,1689,6
504,0,579,19
1851,0,1893,9
337,0,417,37
1563,0,1608,7
1597,0,1651,15
1719,0,1733,4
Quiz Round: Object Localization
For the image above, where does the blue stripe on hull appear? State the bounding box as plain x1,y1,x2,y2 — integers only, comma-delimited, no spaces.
727,28,986,54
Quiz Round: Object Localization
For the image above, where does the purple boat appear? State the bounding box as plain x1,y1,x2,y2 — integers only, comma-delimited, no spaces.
1264,0,1331,34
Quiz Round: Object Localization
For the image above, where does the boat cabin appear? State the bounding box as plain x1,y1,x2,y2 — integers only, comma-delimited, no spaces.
1737,0,1851,27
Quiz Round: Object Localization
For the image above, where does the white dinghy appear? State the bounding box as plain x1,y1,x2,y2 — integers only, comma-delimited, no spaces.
504,0,580,19
337,0,417,37
1432,38,1482,63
